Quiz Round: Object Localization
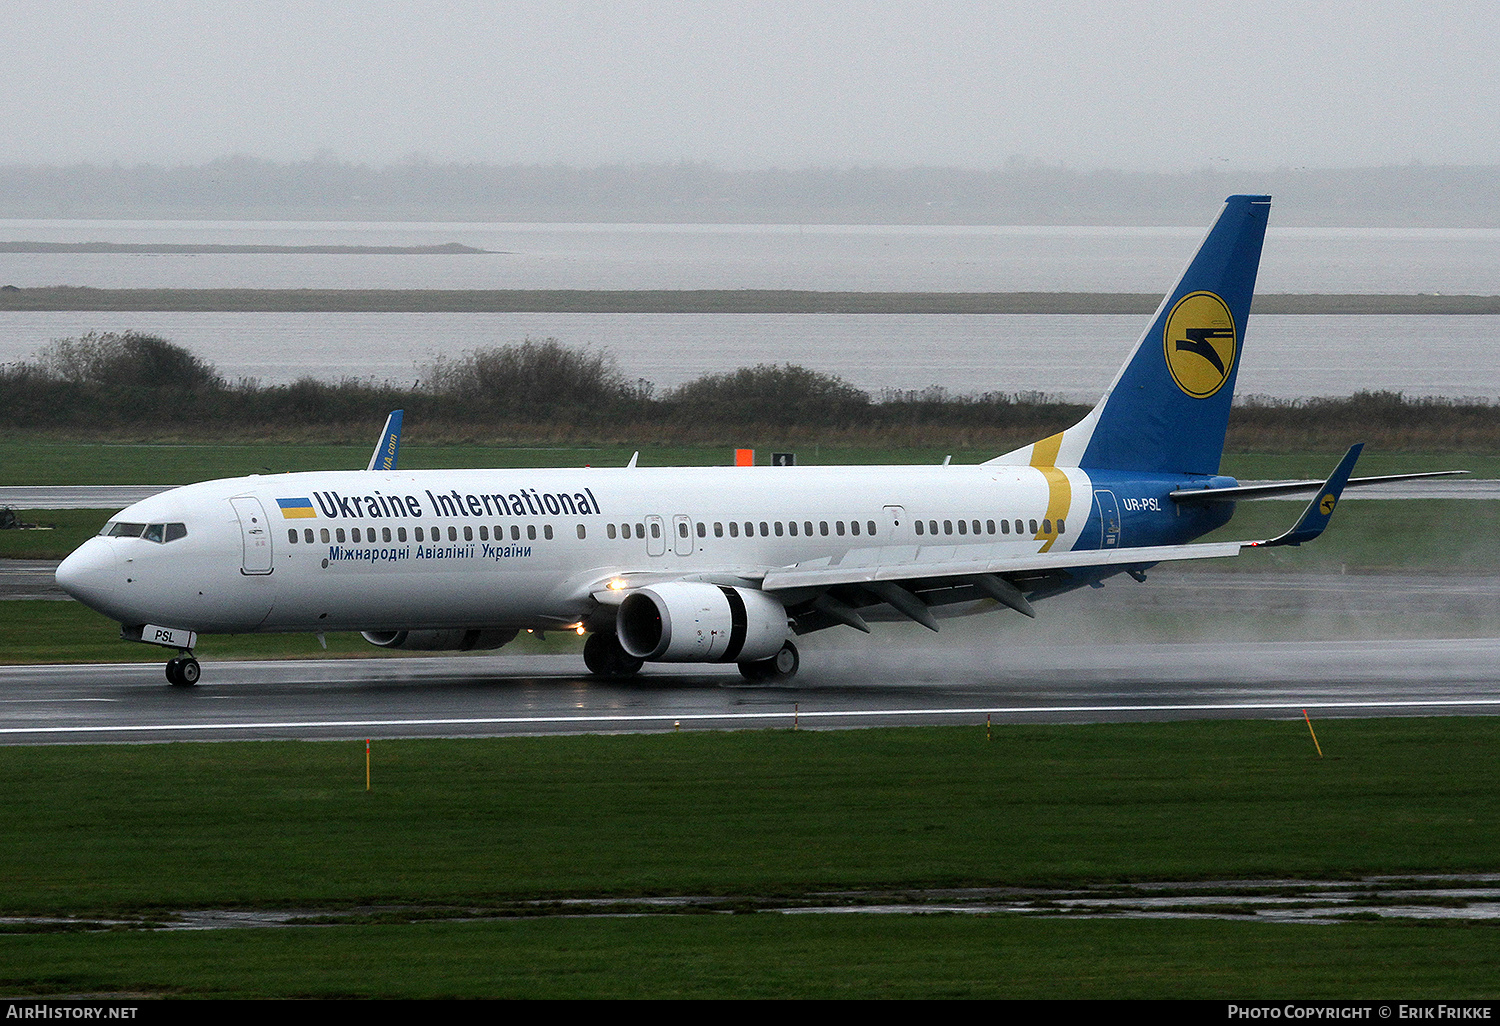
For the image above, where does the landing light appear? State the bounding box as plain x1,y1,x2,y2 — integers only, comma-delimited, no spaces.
606,578,627,591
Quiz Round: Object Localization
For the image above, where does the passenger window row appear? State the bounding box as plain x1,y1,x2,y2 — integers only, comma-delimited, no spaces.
595,516,1062,542
606,519,880,540
287,514,1067,547
288,523,565,544
914,517,1064,537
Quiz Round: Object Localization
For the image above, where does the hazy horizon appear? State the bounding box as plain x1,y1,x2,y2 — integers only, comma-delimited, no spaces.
2,160,1496,227
7,2,1499,173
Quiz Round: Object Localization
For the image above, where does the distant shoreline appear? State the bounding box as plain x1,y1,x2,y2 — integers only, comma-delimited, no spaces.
0,242,489,255
0,287,1496,315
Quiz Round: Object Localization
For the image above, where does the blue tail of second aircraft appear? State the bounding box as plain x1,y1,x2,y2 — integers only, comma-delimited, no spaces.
366,409,403,472
992,195,1271,476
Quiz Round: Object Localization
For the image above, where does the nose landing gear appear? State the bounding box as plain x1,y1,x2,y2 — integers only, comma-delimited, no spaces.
165,654,201,687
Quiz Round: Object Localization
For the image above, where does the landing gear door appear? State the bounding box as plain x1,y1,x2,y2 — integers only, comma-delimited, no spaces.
230,496,274,575
1092,489,1121,549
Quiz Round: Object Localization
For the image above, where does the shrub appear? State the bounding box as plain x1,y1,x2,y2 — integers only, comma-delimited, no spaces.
665,364,870,427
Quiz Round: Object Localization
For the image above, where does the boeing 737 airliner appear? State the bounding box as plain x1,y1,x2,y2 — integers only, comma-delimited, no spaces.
54,196,1448,686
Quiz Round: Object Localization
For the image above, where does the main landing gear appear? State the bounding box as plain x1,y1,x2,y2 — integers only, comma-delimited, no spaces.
583,631,644,678
582,633,800,683
165,653,201,687
738,641,799,683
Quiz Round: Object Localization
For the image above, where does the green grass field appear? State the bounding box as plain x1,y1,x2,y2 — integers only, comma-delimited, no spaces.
7,916,1500,999
1,722,1498,998
3,437,1490,485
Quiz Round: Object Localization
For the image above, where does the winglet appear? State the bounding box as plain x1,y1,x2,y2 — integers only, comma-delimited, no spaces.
1250,443,1363,548
366,410,403,471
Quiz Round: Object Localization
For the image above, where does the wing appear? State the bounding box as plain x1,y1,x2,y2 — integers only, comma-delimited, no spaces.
579,446,1368,636
760,444,1369,633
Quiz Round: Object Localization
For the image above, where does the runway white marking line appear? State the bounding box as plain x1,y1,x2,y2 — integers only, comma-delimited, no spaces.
3,697,1499,735
0,698,117,703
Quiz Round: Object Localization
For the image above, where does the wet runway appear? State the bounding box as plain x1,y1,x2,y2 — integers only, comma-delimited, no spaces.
4,560,1500,744
4,633,1500,745
0,559,67,600
0,485,172,509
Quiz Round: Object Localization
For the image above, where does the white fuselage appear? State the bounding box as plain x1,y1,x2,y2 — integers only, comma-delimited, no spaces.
57,463,1099,635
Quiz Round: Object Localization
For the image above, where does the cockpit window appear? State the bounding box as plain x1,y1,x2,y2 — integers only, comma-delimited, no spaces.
100,521,187,543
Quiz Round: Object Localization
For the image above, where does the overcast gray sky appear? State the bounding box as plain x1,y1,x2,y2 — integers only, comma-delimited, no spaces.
4,1,1497,171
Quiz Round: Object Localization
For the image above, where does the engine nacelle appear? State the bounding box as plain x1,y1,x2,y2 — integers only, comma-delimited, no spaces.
617,583,788,663
360,628,519,651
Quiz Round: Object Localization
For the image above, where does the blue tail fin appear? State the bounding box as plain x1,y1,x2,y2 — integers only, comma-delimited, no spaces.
366,409,403,471
992,195,1271,475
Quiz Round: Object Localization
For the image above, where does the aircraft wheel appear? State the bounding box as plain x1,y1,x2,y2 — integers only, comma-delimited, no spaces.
583,631,643,678
166,657,200,687
739,641,799,683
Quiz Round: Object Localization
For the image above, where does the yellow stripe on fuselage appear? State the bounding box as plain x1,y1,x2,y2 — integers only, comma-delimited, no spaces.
1029,432,1071,553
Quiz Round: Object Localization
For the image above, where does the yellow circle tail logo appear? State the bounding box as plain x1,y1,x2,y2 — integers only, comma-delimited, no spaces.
1320,493,1337,516
1163,291,1237,398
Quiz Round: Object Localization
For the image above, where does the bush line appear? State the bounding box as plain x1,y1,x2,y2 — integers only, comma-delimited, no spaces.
3,331,1496,452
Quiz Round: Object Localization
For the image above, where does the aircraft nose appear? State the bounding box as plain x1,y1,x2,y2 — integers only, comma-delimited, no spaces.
55,539,120,612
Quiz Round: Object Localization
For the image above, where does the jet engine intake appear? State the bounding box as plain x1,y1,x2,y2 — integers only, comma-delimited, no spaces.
617,582,788,662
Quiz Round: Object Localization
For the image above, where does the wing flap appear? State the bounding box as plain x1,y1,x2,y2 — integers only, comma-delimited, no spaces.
760,540,1245,592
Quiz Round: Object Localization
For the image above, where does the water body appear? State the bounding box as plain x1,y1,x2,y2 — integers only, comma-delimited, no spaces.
1,309,1495,400
3,219,1499,295
1,219,1497,399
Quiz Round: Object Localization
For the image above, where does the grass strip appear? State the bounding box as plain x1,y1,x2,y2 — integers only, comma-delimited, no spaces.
4,916,1499,999
1,721,1499,997
2,721,1497,913
3,438,1489,486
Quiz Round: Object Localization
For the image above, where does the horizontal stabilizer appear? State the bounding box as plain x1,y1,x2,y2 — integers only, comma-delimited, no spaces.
1171,468,1467,503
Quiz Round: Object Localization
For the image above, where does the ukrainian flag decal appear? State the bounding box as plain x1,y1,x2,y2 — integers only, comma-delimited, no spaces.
276,497,317,519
